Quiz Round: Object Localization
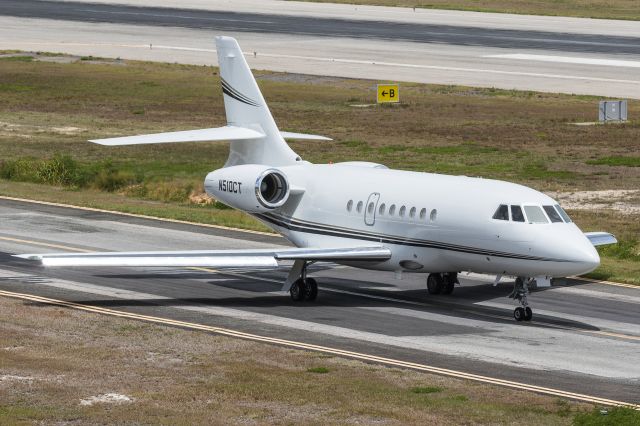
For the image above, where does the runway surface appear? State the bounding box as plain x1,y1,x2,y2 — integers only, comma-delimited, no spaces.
1,0,640,98
1,198,639,404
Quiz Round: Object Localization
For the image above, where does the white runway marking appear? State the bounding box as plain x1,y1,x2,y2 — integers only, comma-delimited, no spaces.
485,53,640,68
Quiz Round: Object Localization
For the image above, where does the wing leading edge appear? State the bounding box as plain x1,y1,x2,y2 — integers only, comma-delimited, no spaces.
15,246,391,268
584,232,617,247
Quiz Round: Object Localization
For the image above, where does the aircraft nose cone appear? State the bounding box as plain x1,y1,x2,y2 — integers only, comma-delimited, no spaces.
575,240,600,274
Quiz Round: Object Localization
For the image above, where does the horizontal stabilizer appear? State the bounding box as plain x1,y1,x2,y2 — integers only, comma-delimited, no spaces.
89,126,265,146
15,246,391,268
584,232,617,247
280,131,332,141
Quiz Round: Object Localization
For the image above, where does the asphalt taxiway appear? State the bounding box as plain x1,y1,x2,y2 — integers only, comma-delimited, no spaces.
1,0,639,98
0,198,639,404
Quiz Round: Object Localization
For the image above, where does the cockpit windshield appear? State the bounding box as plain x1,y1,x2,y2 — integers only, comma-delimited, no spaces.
543,205,563,223
555,204,572,223
523,206,549,224
493,203,572,224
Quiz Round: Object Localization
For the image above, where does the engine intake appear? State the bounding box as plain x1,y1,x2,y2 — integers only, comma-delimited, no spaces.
256,169,289,208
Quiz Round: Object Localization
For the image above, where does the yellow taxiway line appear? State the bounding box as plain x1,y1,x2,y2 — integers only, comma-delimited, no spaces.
0,288,637,409
571,276,638,290
0,236,94,253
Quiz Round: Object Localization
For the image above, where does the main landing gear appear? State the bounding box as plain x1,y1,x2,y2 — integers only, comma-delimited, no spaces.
510,277,533,322
427,272,458,295
288,260,318,302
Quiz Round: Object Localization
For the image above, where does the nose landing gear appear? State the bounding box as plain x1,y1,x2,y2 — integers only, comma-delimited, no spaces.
510,277,533,321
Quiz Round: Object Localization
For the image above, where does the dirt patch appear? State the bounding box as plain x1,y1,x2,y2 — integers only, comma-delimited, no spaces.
80,393,133,406
548,189,640,215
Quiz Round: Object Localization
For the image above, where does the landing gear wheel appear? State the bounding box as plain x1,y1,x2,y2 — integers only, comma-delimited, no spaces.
514,307,525,321
524,307,533,321
302,278,318,301
290,279,304,302
427,274,444,295
441,273,457,295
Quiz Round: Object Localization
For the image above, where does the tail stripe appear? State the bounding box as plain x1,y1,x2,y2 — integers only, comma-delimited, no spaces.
221,78,260,107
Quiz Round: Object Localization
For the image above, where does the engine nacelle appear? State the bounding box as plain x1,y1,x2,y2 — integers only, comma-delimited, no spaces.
204,164,290,212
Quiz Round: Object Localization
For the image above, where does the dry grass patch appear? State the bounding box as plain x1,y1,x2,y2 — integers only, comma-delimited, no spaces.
0,295,605,424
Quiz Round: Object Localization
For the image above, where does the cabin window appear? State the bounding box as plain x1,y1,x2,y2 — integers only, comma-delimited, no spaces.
409,207,416,218
419,208,427,220
524,205,549,224
389,204,396,216
346,200,353,212
543,205,563,223
367,202,375,214
555,204,572,223
378,203,386,215
430,209,437,222
492,204,509,220
356,201,363,213
511,205,525,222
399,206,406,217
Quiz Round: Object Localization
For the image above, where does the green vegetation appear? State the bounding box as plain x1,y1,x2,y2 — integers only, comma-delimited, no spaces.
411,386,443,394
0,52,638,282
586,156,640,167
0,296,615,424
298,0,640,21
306,366,330,373
0,55,33,62
573,407,640,425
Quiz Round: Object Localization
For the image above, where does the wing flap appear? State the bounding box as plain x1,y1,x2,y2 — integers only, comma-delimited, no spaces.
90,126,265,146
585,232,617,247
15,246,391,268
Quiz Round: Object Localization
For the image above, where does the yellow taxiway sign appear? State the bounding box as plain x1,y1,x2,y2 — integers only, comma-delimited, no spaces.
377,84,399,103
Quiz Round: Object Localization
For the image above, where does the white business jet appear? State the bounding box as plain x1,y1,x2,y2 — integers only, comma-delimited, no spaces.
18,36,617,321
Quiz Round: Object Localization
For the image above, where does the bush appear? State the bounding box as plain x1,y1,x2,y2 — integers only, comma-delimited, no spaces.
36,154,82,186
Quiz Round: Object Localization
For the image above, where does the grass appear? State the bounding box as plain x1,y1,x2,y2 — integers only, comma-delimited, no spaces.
586,156,640,167
0,52,638,282
296,0,640,21
307,366,330,373
4,295,636,424
411,386,443,394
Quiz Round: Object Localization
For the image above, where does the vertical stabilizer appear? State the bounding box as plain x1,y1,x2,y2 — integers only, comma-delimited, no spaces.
215,36,300,166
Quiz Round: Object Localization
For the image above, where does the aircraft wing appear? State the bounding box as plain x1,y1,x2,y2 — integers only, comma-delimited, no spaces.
584,232,617,247
89,127,331,146
14,246,391,268
89,126,265,146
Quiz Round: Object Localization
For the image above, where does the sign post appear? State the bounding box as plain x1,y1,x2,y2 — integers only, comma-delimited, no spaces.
377,84,399,104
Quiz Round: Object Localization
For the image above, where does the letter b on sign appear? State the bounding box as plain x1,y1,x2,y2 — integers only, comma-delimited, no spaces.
377,84,399,103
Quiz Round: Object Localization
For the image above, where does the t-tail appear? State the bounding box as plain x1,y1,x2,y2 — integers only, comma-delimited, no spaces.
88,36,330,166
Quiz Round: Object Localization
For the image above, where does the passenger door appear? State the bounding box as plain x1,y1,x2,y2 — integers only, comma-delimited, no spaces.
364,192,380,226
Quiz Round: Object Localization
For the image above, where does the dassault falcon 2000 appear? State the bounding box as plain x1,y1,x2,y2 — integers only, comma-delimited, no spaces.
18,36,617,321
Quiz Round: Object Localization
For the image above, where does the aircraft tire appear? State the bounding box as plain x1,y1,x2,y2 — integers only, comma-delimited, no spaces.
303,278,318,301
441,274,456,295
514,307,525,321
290,279,305,302
427,274,443,295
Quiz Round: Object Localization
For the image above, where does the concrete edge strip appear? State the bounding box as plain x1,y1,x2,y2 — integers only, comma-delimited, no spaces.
0,289,638,409
0,195,280,237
